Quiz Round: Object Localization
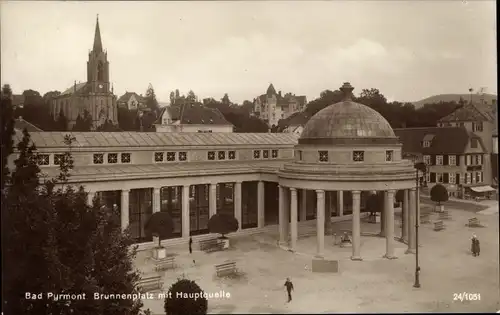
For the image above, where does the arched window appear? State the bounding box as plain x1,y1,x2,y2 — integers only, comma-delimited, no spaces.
97,61,104,81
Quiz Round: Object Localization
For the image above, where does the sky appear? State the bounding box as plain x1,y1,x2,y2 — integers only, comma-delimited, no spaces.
1,1,497,104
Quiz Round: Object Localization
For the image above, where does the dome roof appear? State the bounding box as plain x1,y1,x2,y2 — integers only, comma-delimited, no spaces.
299,83,397,145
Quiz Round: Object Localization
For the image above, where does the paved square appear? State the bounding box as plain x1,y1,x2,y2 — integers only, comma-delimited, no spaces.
137,202,499,313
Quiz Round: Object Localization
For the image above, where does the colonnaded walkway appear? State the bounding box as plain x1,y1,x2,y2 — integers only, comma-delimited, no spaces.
137,202,499,314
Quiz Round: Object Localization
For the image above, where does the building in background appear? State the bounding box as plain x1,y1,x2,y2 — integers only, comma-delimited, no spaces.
14,116,43,133
253,84,307,127
117,92,146,111
281,112,310,136
154,103,234,133
394,126,494,199
50,16,118,129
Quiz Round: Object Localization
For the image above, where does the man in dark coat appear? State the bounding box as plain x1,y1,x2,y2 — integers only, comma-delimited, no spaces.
284,277,294,303
471,234,480,257
189,236,193,254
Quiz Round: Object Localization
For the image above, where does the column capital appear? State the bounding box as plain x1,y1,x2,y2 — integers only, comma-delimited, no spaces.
153,187,161,193
352,190,361,195
386,189,395,194
315,189,324,194
121,189,130,193
290,187,297,192
410,187,416,192
210,183,217,188
234,181,242,185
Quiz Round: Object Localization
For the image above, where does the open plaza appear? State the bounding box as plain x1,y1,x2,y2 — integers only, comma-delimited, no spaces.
138,198,499,313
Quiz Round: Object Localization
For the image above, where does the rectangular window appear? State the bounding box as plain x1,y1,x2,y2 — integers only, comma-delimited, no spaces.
471,139,478,148
37,154,50,166
108,153,118,164
436,155,443,165
208,151,215,160
448,155,456,166
425,172,430,184
218,151,226,160
228,151,236,160
297,150,302,161
422,141,431,148
253,150,261,159
179,152,187,161
466,155,471,166
436,173,443,183
475,155,480,165
154,152,164,162
93,153,104,164
423,155,431,165
465,173,471,184
479,172,483,183
263,150,269,159
478,155,482,165
353,151,364,162
121,153,131,163
385,150,393,162
319,151,328,162
54,154,65,166
449,173,456,184
272,149,278,158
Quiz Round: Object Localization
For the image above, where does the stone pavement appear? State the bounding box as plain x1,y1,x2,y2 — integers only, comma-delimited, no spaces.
137,204,499,314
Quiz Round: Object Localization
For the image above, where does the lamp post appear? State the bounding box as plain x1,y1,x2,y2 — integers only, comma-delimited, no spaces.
413,162,427,288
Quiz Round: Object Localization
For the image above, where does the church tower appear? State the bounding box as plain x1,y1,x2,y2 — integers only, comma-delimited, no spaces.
87,16,110,94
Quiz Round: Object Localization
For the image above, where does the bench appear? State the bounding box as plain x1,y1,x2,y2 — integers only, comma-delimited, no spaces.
439,211,451,220
433,220,445,231
151,256,175,272
420,213,431,224
334,231,353,247
199,238,223,253
466,217,482,228
137,275,162,293
215,261,237,277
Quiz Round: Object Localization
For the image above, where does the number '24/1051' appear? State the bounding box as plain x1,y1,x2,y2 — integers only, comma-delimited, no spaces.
453,293,481,301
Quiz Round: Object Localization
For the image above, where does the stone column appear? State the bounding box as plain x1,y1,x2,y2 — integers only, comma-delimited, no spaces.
153,188,161,213
234,182,242,231
406,188,416,254
182,185,190,238
351,190,362,261
402,189,409,243
316,190,325,258
278,185,286,245
416,187,421,225
209,183,217,218
87,191,96,206
384,190,397,259
380,192,386,237
257,181,265,228
120,189,129,231
325,192,332,234
290,188,298,250
283,188,290,242
300,189,307,221
337,190,344,216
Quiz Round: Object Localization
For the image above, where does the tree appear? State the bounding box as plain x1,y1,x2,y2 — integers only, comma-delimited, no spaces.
96,119,122,131
164,278,208,315
1,84,15,191
221,93,231,106
2,130,146,314
73,110,93,131
144,212,174,248
169,91,175,105
118,107,137,131
395,190,405,204
187,90,197,103
145,83,159,113
208,213,238,239
56,109,68,131
430,184,448,211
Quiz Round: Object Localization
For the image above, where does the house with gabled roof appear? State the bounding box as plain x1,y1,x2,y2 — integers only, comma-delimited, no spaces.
154,103,234,133
253,83,307,127
117,92,147,111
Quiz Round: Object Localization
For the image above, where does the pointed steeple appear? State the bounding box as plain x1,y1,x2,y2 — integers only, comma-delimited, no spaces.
93,15,103,52
266,83,277,96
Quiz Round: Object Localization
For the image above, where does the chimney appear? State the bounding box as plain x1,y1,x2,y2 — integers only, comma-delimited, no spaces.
278,91,282,97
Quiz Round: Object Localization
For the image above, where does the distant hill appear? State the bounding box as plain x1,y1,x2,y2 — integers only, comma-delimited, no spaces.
412,93,497,109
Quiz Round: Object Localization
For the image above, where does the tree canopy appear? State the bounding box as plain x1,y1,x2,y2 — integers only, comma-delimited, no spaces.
430,184,449,205
208,213,239,238
164,278,208,315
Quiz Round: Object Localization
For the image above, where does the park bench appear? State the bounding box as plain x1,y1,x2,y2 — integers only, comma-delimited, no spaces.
466,217,482,228
438,211,451,220
137,275,163,293
334,231,352,247
433,220,445,232
199,238,223,253
151,256,175,272
215,261,237,277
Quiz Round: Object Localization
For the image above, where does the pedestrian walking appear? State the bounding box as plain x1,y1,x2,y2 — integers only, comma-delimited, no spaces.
471,234,480,257
189,236,193,254
284,277,294,303
475,235,480,256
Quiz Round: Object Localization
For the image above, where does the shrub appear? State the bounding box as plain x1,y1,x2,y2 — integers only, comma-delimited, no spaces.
144,212,174,247
164,278,208,315
430,184,448,205
208,213,238,238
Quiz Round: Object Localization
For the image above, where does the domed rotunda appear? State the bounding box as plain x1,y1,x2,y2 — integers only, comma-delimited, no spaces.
277,82,417,261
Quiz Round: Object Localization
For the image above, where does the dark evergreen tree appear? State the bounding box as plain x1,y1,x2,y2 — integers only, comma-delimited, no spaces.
56,109,68,131
1,84,15,191
164,278,208,315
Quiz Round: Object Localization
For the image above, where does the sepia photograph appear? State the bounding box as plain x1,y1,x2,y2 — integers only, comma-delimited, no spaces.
1,1,498,314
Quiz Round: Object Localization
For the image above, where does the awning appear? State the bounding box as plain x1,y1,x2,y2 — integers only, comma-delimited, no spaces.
470,186,496,193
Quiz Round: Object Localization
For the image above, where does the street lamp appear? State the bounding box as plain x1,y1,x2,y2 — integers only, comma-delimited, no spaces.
414,162,427,288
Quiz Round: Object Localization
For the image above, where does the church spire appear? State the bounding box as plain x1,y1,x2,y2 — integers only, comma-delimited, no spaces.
93,15,103,52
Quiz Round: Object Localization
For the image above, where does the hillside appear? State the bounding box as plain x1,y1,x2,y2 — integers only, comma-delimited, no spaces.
412,93,497,109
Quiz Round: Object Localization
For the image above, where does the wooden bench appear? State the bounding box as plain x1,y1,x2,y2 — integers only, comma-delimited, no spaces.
137,275,162,293
215,261,237,277
151,256,175,272
466,217,482,227
434,220,445,231
439,211,451,220
199,238,223,253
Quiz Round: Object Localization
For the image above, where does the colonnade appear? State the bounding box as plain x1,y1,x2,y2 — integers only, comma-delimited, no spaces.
86,180,268,238
278,186,418,260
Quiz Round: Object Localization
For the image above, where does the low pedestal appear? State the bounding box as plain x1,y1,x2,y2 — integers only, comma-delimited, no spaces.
218,238,229,249
152,247,167,260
